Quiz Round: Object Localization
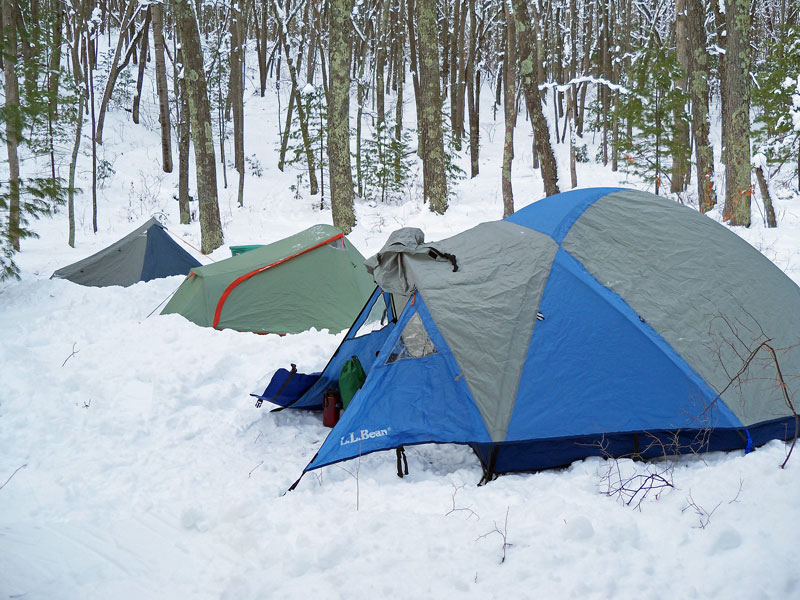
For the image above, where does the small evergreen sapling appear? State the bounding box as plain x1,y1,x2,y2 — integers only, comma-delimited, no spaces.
752,26,800,191
360,117,413,204
614,45,689,196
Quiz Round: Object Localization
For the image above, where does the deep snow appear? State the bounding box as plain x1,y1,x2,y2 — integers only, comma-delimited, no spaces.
2,46,800,599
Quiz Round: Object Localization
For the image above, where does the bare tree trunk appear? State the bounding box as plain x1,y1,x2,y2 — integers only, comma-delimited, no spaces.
152,2,173,173
511,0,561,197
84,33,98,233
568,0,578,186
723,0,751,226
755,166,777,228
328,0,356,231
600,0,609,165
395,0,407,146
132,7,151,125
272,0,319,195
501,3,516,218
278,67,298,172
49,0,64,179
416,0,449,213
672,0,691,193
407,0,424,161
175,39,191,225
688,0,717,212
568,89,578,188
466,0,479,178
577,0,592,136
376,0,389,127
94,0,138,145
172,0,224,253
231,0,245,206
450,0,468,149
68,89,85,248
3,0,21,251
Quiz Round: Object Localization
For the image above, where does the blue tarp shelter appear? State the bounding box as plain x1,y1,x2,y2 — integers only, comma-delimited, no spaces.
52,218,201,287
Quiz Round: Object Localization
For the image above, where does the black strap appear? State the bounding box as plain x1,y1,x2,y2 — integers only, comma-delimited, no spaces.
256,363,297,408
396,446,409,477
427,248,458,272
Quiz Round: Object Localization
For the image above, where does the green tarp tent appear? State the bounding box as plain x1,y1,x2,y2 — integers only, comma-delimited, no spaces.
161,224,375,334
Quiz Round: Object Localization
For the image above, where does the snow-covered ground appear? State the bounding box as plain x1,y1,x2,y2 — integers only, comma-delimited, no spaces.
2,50,800,599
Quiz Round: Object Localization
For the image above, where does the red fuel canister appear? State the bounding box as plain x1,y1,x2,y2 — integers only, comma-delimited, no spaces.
322,389,340,427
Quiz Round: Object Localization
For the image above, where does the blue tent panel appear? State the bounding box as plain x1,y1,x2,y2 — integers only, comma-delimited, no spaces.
506,248,742,442
306,294,491,471
251,367,321,408
288,287,396,409
506,187,622,243
141,223,201,282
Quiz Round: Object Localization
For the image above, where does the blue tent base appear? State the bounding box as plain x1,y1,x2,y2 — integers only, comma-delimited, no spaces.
288,415,798,493
472,416,799,478
251,366,321,410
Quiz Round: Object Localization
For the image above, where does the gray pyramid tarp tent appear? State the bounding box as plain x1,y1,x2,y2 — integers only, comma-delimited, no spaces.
51,218,201,287
287,187,800,484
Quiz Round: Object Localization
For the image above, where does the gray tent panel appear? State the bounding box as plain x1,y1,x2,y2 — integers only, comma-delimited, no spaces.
368,220,558,441
562,189,800,426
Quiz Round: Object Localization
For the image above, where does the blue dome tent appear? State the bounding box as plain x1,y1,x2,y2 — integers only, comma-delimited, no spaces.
284,188,800,484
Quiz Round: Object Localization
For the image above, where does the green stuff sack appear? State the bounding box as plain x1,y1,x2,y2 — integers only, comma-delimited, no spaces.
339,356,367,410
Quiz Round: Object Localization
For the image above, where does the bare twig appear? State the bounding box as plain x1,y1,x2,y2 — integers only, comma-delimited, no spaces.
728,478,744,504
0,464,27,491
62,342,79,367
682,490,721,529
761,343,799,468
445,483,480,520
708,309,799,467
591,432,684,510
476,507,512,563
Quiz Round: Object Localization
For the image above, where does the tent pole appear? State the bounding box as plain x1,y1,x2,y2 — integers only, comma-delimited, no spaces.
479,445,499,485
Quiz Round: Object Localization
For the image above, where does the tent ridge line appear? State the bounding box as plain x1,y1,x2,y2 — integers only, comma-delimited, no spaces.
211,232,345,329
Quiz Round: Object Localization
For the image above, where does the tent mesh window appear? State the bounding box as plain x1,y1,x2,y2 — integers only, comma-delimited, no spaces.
387,313,437,363
353,295,389,338
327,237,346,250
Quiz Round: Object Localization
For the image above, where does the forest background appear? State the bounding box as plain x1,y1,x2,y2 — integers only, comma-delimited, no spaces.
1,0,799,274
